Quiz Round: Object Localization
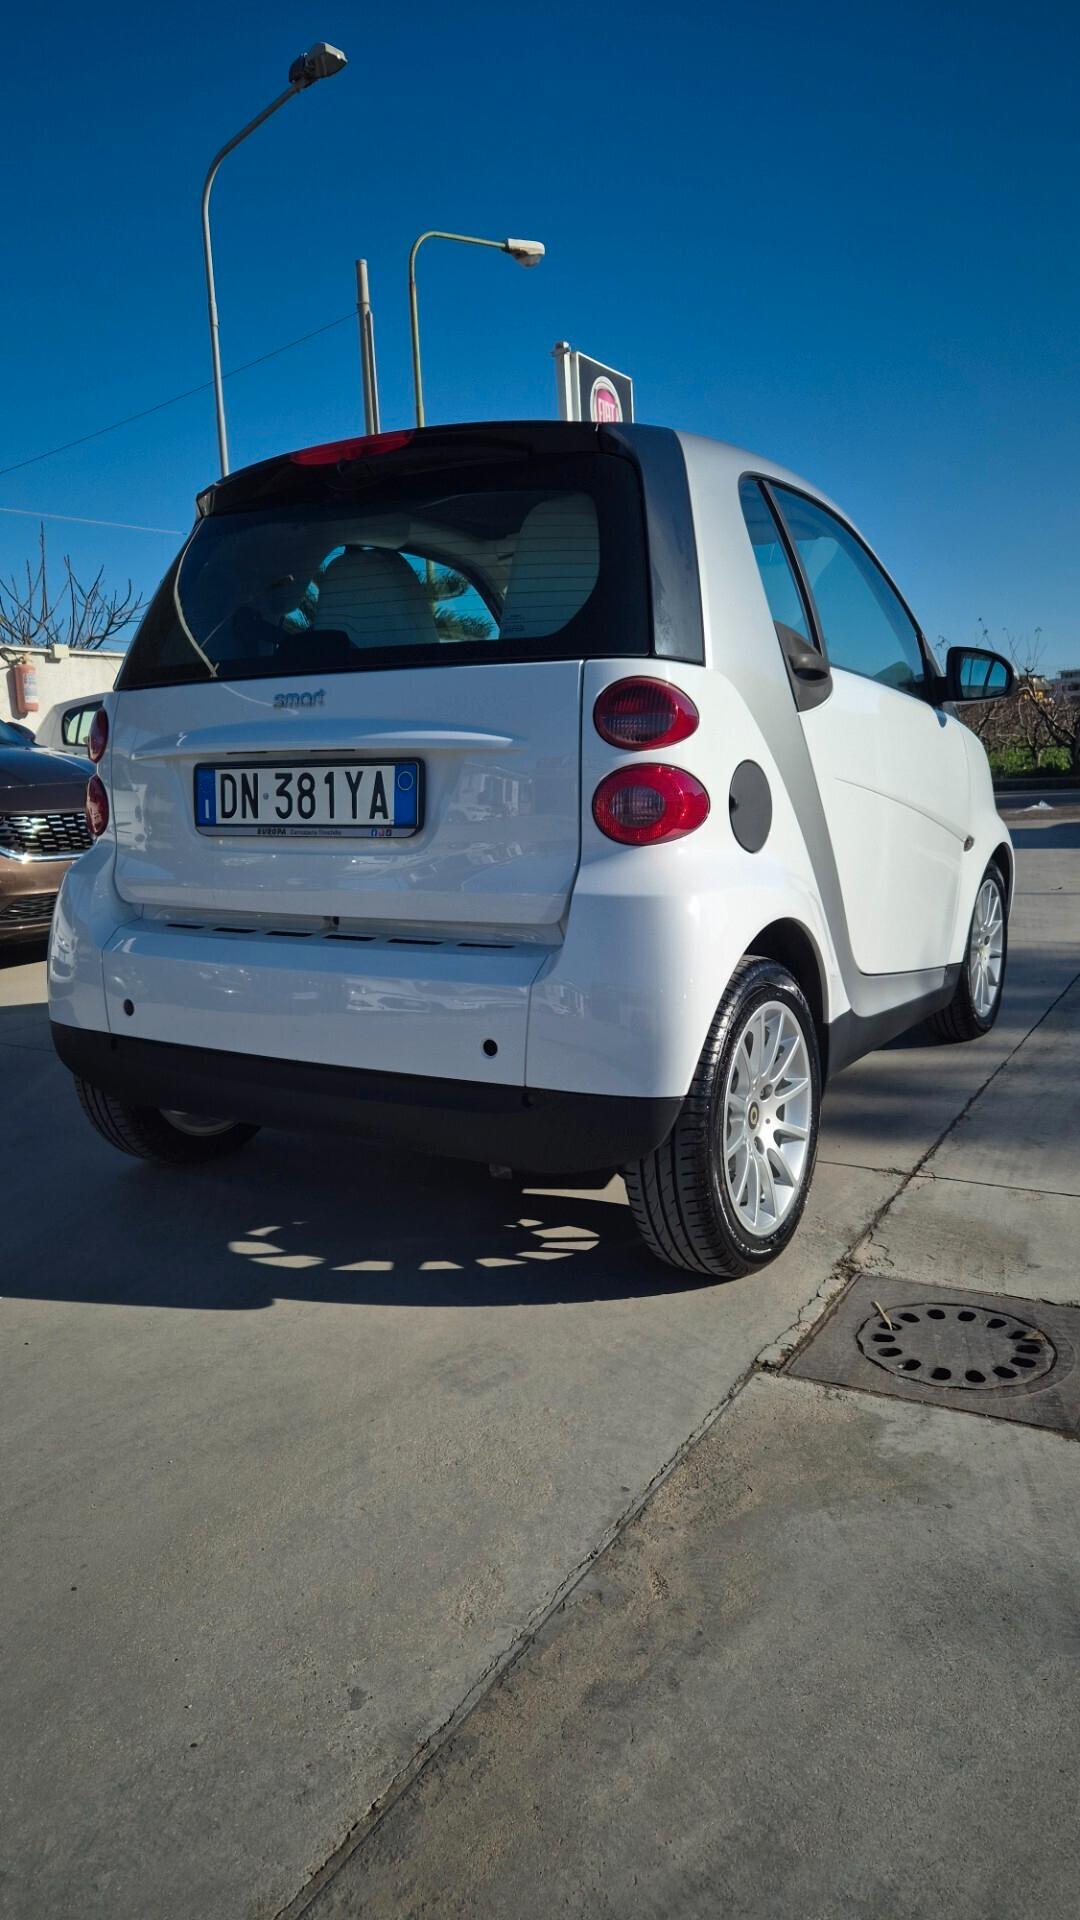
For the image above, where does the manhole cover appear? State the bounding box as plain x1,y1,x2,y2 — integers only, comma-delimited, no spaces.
857,1302,1056,1390
788,1277,1078,1433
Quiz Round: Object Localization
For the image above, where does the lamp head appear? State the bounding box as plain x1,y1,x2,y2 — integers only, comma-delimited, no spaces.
505,237,545,267
289,42,348,88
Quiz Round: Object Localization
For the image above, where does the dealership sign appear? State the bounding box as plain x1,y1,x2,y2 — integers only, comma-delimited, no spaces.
554,343,634,424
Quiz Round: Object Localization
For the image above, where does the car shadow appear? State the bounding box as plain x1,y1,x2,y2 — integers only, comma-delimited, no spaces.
0,936,49,972
881,1017,951,1051
7,1100,705,1309
3,988,693,1309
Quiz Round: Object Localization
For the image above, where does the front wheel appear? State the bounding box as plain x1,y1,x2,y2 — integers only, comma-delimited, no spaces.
928,864,1008,1043
73,1078,259,1164
624,957,821,1280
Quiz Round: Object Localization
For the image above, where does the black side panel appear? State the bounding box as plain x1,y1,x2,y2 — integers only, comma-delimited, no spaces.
613,426,704,663
51,1026,682,1174
738,477,833,713
825,968,961,1078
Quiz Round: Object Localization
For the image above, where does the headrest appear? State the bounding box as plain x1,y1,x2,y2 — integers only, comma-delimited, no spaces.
310,547,439,648
500,496,599,641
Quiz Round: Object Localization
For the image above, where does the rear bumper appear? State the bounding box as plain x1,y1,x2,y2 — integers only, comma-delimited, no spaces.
50,1024,681,1173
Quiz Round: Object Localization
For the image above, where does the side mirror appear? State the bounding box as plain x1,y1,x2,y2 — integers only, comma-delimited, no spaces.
945,646,1014,703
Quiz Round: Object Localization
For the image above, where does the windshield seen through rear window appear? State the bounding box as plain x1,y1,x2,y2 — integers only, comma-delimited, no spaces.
120,455,649,689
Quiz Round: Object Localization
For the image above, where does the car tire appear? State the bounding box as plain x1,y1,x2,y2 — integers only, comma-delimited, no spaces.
624,956,822,1280
73,1078,259,1165
927,863,1008,1043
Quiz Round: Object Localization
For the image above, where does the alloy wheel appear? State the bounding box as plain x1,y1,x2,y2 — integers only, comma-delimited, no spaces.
968,877,1005,1020
722,999,813,1238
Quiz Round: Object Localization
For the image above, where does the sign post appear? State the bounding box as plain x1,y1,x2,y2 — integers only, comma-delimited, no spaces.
554,343,634,424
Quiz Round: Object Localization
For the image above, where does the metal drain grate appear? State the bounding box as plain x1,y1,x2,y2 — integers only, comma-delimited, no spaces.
788,1275,1080,1435
857,1303,1056,1390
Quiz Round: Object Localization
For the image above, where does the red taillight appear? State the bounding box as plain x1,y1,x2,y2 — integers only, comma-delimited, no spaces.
593,677,699,750
592,765,710,846
87,707,108,764
289,430,414,466
86,774,109,838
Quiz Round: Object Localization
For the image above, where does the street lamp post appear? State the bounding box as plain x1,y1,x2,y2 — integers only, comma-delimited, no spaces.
407,231,546,429
201,42,347,475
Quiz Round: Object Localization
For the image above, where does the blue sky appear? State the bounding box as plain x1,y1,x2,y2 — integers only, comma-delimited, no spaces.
3,0,1077,669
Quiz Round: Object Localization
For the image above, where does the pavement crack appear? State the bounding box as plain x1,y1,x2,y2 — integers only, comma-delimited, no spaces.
916,1171,1080,1201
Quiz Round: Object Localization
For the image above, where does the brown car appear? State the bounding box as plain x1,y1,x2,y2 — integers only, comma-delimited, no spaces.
0,718,93,942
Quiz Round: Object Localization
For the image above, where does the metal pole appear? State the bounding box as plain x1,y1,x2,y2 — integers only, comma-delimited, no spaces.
200,85,299,476
355,259,381,434
408,230,509,429
407,234,428,428
553,341,576,420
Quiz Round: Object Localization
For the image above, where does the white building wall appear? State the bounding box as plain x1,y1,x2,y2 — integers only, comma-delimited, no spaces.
1,647,125,729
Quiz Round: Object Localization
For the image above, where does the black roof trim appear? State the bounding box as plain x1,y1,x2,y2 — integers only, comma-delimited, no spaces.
198,420,637,518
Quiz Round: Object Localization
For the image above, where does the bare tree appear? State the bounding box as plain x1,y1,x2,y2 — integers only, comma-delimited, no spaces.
0,522,145,656
1003,628,1079,771
1021,678,1080,772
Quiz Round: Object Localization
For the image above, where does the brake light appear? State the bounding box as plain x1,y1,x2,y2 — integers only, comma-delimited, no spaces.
87,708,108,764
592,765,710,845
593,677,699,750
86,774,109,838
289,431,414,466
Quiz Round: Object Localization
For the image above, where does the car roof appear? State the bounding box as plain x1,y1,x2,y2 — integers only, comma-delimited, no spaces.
669,429,844,517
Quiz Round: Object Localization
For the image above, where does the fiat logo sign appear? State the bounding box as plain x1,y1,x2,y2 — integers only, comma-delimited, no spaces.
590,377,623,423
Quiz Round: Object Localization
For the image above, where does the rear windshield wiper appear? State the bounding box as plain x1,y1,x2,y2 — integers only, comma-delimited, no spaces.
172,533,219,680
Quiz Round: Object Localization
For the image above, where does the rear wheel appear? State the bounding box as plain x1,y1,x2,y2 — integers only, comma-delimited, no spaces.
928,864,1008,1042
73,1078,259,1164
624,957,821,1279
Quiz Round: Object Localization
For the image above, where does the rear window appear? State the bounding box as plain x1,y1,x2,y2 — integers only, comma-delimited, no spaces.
120,454,649,689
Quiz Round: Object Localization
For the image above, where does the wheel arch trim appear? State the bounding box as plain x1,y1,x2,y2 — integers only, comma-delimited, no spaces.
743,917,828,1047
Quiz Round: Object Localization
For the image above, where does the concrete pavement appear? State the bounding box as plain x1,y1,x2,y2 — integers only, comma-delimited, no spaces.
1,809,1077,1919
309,1373,1080,1920
299,818,1080,1919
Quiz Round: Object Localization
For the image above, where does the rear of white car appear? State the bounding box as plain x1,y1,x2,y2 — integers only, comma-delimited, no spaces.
50,420,1012,1277
50,423,700,1171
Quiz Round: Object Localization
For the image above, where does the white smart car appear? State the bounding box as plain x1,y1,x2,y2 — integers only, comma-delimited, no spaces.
49,422,1013,1278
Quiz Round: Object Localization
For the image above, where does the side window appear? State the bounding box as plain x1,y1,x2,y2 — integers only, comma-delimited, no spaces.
739,478,814,647
63,704,97,746
771,487,925,693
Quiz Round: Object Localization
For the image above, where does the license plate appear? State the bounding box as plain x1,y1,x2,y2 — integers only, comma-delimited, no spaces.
193,760,422,839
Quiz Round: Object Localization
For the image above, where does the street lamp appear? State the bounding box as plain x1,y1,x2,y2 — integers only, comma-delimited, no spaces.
407,231,546,428
201,43,348,475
